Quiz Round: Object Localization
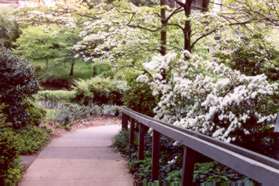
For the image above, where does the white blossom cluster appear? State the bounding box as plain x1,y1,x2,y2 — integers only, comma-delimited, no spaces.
138,52,278,142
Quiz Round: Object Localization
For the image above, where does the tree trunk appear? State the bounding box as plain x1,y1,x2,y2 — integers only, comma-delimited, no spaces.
160,0,167,55
183,0,193,52
202,0,209,12
69,61,75,77
45,59,49,70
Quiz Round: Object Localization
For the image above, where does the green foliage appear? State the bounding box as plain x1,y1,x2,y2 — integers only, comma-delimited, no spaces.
45,108,59,121
114,68,142,86
0,48,39,128
25,100,46,126
15,25,63,60
124,83,156,116
112,130,130,155
74,77,129,105
92,62,113,78
166,170,181,184
3,158,22,186
14,126,50,155
0,15,21,48
134,155,152,180
0,105,22,185
36,90,76,103
15,25,79,61
15,25,82,80
215,32,279,81
31,60,94,89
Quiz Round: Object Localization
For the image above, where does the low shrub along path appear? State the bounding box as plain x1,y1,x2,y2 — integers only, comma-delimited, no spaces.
19,124,133,186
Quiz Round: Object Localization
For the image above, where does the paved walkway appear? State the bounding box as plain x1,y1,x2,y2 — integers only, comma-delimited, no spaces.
20,125,133,186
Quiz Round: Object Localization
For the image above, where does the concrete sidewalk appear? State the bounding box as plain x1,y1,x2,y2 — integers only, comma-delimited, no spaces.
19,125,133,186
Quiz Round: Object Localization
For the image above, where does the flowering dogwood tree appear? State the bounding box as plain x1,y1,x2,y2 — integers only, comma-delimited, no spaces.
72,2,160,65
138,51,278,143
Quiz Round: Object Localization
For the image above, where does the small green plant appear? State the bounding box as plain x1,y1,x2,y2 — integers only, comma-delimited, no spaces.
112,130,129,155
0,105,22,185
14,126,50,154
0,128,22,186
166,170,181,184
25,99,46,126
124,82,156,116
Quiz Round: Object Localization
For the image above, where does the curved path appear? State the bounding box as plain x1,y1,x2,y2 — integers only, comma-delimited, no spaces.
20,125,133,186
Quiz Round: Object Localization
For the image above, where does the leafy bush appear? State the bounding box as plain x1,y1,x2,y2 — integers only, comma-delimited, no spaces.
74,77,129,105
0,129,22,186
0,105,22,185
0,48,39,128
124,82,156,116
114,68,142,86
36,90,76,103
14,126,50,154
25,100,46,126
92,62,113,77
0,15,21,48
112,130,130,155
215,33,279,81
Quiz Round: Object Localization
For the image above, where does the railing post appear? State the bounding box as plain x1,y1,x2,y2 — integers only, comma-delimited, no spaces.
255,182,263,186
181,147,198,186
138,124,147,160
129,119,135,147
122,113,128,130
152,130,160,181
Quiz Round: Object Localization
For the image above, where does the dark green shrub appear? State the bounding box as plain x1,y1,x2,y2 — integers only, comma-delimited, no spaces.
124,82,156,116
0,48,39,128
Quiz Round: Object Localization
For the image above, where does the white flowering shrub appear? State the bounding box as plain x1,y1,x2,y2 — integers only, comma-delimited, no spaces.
138,52,278,143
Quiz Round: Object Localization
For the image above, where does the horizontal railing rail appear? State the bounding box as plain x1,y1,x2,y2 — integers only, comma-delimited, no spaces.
120,106,279,186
